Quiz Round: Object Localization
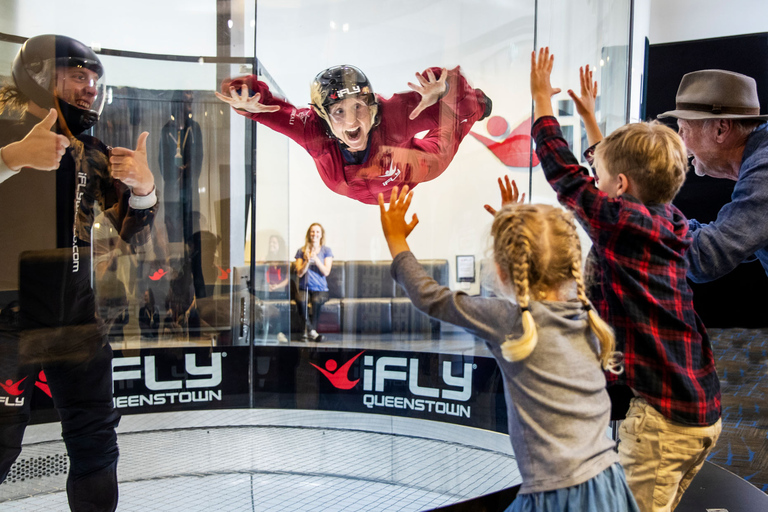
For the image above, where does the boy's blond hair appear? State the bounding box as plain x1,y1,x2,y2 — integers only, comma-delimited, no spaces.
491,203,615,367
593,122,688,204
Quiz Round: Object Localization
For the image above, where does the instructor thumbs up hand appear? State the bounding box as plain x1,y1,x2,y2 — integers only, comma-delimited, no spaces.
0,109,70,171
110,131,155,196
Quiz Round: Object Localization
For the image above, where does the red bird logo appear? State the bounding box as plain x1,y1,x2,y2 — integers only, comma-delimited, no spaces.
149,269,168,281
311,351,365,390
216,266,232,280
0,377,26,396
470,116,540,167
35,371,52,398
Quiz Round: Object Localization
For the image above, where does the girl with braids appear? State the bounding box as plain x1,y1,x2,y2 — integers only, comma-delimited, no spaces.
379,181,637,512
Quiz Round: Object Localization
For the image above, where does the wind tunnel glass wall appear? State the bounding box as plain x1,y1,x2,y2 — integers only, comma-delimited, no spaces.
0,0,630,509
536,0,632,172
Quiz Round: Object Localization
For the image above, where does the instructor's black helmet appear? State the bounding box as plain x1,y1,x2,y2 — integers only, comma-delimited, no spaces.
12,34,105,135
310,65,379,131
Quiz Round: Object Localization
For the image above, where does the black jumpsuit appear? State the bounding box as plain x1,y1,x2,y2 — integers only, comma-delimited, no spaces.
0,113,156,511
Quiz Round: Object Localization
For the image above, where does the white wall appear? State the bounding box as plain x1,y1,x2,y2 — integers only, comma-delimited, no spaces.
649,0,768,45
629,0,768,121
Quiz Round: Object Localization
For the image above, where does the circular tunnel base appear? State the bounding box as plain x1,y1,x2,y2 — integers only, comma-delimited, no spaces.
0,409,521,511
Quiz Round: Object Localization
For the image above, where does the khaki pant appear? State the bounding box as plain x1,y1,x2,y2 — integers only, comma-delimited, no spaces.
618,397,721,512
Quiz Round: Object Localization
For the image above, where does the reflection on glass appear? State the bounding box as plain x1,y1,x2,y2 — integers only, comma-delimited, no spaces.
138,287,161,339
159,90,204,247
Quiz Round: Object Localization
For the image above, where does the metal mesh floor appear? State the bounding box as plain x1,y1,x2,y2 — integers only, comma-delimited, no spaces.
0,411,521,511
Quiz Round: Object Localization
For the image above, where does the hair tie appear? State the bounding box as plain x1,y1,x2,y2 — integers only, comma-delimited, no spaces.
520,306,530,312
583,303,592,312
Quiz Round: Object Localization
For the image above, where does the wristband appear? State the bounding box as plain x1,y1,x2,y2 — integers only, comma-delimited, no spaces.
0,146,20,184
129,186,158,210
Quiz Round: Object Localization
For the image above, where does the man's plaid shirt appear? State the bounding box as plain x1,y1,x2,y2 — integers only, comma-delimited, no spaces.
533,116,720,426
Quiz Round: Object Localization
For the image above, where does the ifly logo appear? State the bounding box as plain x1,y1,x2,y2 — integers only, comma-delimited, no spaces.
0,377,27,407
382,167,401,187
311,352,473,400
113,353,222,391
216,265,232,280
336,85,361,98
149,269,168,281
111,353,224,409
1,372,56,406
362,356,472,401
0,377,26,396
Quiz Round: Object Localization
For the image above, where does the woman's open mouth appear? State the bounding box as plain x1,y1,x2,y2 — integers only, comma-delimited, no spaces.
345,127,361,141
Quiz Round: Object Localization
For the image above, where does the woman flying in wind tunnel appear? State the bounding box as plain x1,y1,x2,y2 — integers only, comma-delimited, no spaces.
216,64,492,204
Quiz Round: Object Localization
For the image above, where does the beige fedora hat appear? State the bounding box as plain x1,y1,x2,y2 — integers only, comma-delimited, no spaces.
658,69,768,121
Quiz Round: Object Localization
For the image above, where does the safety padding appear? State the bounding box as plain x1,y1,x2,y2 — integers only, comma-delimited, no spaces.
394,259,450,297
341,298,392,334
345,261,397,298
316,299,342,333
391,297,440,337
325,263,346,299
234,259,449,338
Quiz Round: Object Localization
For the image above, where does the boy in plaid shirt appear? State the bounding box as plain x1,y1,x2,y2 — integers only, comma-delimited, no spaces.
530,48,721,512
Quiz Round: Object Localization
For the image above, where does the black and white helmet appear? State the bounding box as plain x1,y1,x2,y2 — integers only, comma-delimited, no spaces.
310,65,378,131
12,34,105,135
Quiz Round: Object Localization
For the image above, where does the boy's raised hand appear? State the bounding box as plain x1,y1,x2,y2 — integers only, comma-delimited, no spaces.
484,175,525,216
567,65,598,118
530,47,560,120
379,186,419,258
567,64,603,146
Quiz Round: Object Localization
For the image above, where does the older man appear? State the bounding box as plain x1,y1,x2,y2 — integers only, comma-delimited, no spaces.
658,69,768,283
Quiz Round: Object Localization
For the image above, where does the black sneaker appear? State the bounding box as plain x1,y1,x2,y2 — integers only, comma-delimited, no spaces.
310,332,324,342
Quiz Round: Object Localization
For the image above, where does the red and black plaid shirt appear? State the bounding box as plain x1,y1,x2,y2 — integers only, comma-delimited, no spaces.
533,116,720,426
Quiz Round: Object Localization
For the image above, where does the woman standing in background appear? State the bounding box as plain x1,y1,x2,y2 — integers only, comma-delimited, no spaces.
293,224,333,342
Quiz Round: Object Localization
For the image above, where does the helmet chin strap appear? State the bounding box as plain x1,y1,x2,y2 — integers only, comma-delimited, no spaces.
53,91,99,137
53,93,75,139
